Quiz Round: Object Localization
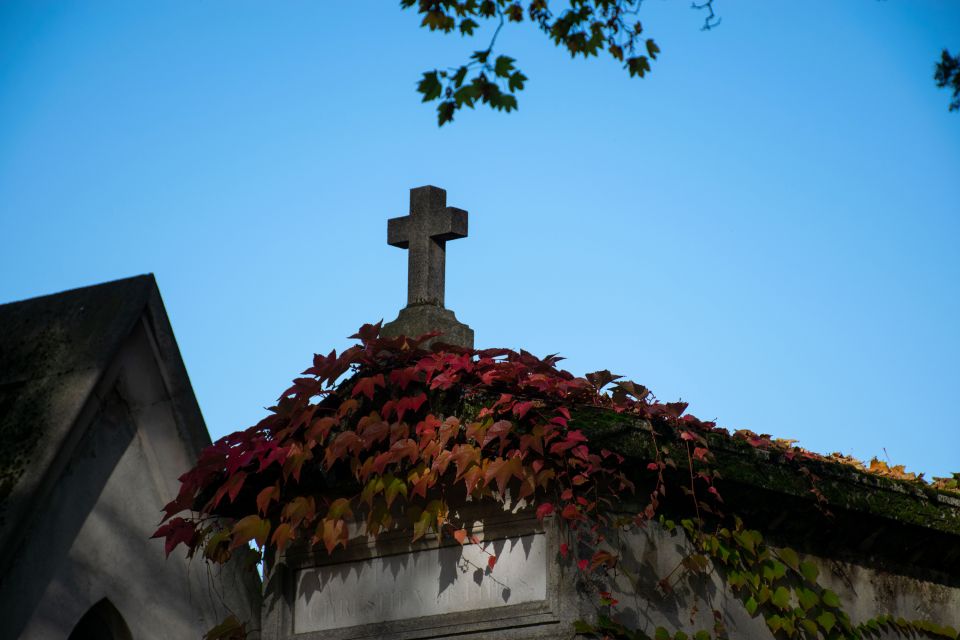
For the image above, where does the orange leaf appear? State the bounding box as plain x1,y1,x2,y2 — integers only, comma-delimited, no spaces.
306,416,337,443
336,397,359,419
271,522,295,553
256,484,279,516
389,438,419,465
453,528,467,545
466,421,487,443
320,517,347,555
461,466,484,495
451,444,480,479
282,496,316,528
484,456,522,495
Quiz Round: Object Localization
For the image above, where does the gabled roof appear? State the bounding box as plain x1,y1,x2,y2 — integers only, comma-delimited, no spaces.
0,275,209,550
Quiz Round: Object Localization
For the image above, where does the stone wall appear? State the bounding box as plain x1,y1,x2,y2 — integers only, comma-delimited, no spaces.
0,321,260,639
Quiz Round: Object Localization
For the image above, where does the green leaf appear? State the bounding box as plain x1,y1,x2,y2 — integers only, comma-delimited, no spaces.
744,596,758,616
437,101,455,126
646,38,660,60
778,547,799,570
765,614,783,633
572,620,594,633
817,611,836,633
693,632,710,640
454,83,481,107
655,628,671,640
771,586,791,611
821,589,841,608
470,49,490,64
763,561,786,582
626,55,651,78
797,587,819,611
508,71,527,92
494,56,515,78
799,560,819,583
203,615,245,640
459,18,478,36
800,619,818,635
384,474,408,508
231,515,270,549
417,71,442,102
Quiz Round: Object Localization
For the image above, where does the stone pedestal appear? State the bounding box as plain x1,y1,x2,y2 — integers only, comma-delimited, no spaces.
381,304,474,349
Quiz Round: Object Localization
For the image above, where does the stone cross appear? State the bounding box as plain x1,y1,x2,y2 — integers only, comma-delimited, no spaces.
387,185,467,307
382,186,474,348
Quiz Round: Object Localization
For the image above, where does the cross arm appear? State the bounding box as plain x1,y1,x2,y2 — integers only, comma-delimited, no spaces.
387,216,409,248
429,207,468,241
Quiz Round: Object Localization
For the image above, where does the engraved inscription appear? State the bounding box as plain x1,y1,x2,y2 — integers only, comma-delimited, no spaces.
294,532,547,633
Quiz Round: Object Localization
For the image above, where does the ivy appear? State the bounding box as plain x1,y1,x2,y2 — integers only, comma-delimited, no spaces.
153,323,959,640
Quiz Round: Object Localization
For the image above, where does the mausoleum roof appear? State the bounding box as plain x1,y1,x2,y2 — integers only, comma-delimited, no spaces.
0,273,211,555
0,275,156,508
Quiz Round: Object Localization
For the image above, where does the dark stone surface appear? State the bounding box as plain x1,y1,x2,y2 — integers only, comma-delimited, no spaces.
387,186,467,308
0,275,155,508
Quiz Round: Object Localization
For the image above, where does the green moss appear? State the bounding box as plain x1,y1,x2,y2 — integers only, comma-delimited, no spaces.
568,406,960,537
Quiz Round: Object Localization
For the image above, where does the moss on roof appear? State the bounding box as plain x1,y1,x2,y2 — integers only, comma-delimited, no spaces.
0,275,155,508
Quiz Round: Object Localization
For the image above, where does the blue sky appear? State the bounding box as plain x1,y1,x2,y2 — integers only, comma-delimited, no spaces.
1,1,958,479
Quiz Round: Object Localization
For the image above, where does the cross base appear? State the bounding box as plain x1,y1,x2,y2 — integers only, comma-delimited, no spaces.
381,303,474,350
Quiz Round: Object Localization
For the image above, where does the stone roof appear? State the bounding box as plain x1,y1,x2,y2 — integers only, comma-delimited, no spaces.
0,275,156,506
0,274,210,557
572,406,960,576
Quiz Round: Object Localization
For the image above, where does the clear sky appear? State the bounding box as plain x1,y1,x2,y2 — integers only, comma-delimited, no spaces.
1,1,958,479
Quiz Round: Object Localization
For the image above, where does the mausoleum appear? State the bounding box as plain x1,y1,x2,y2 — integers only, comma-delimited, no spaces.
156,186,960,640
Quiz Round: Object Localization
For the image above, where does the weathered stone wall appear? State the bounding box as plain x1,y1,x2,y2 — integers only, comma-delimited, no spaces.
262,508,579,640
600,520,960,639
0,322,260,639
262,479,960,640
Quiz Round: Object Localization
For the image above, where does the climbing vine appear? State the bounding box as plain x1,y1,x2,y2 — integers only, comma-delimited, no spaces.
154,323,960,640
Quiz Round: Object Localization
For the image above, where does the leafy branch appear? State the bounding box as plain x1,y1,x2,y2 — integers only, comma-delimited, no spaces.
402,0,680,125
934,49,960,112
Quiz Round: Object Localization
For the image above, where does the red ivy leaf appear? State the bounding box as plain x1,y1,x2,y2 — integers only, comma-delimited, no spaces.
561,503,584,522
211,471,247,509
481,420,513,450
151,517,196,557
395,392,428,422
536,502,555,521
513,400,535,420
352,374,386,400
389,366,419,391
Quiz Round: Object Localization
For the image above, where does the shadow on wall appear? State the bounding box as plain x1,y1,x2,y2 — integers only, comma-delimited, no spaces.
68,598,132,640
